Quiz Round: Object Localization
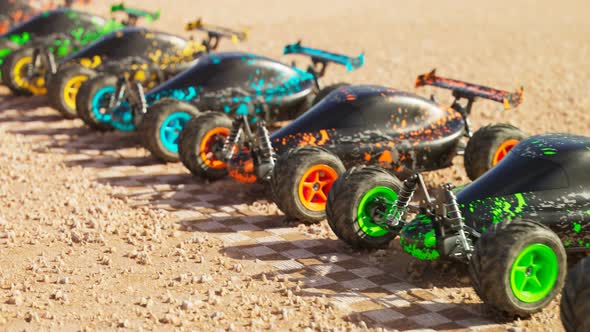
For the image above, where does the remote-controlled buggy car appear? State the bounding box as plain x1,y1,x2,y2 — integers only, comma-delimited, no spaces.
326,133,590,316
561,256,590,332
0,0,89,34
74,19,248,126
0,3,159,95
178,70,525,223
101,41,364,162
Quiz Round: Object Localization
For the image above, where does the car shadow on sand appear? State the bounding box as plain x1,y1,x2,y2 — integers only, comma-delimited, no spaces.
0,95,49,113
216,236,514,330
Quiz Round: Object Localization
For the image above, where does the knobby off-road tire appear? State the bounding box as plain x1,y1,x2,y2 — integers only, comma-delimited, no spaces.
76,74,118,131
560,256,590,332
138,99,200,162
326,166,403,250
469,219,566,317
1,47,40,95
271,146,345,223
464,123,526,180
178,111,232,180
48,64,97,119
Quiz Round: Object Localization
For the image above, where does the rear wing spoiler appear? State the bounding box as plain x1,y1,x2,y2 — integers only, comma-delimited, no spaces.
110,3,160,22
185,18,248,43
415,69,524,110
283,41,364,72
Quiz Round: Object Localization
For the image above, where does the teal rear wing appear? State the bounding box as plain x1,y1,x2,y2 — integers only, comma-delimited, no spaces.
284,41,364,72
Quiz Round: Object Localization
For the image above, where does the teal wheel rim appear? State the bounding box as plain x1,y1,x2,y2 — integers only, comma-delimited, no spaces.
356,186,398,237
509,243,559,303
159,111,192,153
91,85,115,123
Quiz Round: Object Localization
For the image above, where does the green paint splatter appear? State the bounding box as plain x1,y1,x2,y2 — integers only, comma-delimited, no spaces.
573,222,582,233
423,229,437,248
401,237,440,261
487,193,528,224
514,193,526,213
400,214,439,260
8,32,31,45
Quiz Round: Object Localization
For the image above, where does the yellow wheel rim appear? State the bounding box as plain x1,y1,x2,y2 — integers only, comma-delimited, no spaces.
12,56,47,95
63,75,88,110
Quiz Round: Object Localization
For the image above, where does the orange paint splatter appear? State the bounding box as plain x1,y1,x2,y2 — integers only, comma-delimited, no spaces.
378,150,393,164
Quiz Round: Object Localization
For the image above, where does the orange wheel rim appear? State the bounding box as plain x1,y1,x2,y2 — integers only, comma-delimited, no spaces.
297,164,339,212
493,139,520,165
199,127,230,169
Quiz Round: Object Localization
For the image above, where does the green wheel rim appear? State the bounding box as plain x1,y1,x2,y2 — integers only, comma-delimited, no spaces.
509,243,559,303
356,186,398,237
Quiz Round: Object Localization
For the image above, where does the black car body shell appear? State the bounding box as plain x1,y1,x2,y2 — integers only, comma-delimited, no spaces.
272,85,465,170
457,133,590,251
227,85,466,181
58,27,195,71
109,51,316,131
3,8,105,40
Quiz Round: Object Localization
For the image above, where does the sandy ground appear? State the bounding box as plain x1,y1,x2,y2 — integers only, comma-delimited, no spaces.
1,0,589,330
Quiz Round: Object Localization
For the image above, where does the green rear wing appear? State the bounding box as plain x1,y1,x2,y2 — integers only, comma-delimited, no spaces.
110,3,160,22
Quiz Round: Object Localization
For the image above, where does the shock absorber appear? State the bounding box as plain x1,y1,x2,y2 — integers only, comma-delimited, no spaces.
221,118,243,160
110,77,127,108
443,184,473,259
256,120,274,165
386,174,418,228
255,120,275,180
135,82,147,114
132,82,147,126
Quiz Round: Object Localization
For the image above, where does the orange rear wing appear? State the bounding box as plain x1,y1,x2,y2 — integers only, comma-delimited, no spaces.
415,69,524,110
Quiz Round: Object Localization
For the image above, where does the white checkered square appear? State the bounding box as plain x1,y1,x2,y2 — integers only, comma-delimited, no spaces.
308,263,346,276
172,210,204,219
330,292,370,306
255,235,286,245
218,233,252,243
377,294,411,308
266,227,299,235
417,300,455,312
362,308,405,323
272,259,304,271
210,212,232,218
